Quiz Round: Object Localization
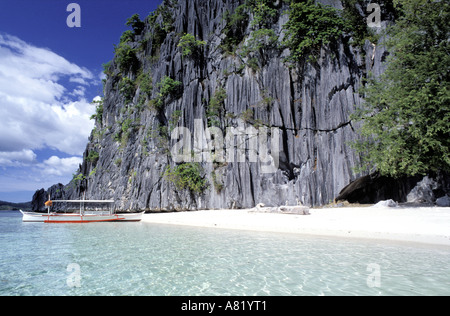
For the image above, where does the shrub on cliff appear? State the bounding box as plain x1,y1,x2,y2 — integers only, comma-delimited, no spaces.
178,33,206,58
151,76,182,109
114,43,138,73
222,4,249,53
164,163,208,194
282,0,348,63
126,14,145,36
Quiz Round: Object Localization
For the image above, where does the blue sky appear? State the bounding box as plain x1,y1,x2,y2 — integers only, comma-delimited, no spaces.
0,0,162,202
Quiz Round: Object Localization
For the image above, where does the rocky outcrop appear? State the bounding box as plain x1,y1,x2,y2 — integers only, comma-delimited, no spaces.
407,176,440,204
31,183,66,212
436,196,450,207
336,172,450,205
33,0,408,211
335,172,423,204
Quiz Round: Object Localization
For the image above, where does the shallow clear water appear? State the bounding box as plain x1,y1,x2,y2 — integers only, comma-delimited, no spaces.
1,211,449,296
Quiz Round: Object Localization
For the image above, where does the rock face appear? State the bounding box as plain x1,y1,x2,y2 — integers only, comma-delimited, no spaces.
406,174,450,205
33,0,400,211
31,183,66,212
336,172,423,204
336,172,450,205
407,176,439,204
436,196,450,207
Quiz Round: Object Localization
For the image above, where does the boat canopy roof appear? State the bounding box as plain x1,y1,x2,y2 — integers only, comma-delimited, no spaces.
51,200,115,203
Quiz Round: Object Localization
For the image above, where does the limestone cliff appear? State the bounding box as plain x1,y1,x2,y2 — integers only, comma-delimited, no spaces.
33,0,395,211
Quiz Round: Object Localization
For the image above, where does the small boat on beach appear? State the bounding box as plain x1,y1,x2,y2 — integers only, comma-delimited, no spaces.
20,200,144,223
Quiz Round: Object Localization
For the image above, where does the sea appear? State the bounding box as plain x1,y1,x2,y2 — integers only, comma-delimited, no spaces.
1,210,449,296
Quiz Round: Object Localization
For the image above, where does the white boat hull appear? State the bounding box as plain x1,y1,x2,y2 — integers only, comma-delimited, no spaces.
119,212,146,222
20,211,144,223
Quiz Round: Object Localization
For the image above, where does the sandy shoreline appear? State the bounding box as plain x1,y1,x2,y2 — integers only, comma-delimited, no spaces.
141,206,450,246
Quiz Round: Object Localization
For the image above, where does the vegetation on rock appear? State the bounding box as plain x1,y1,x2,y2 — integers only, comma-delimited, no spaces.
178,33,206,58
352,0,450,177
164,163,208,194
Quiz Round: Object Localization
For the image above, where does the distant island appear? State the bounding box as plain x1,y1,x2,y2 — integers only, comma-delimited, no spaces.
0,200,32,211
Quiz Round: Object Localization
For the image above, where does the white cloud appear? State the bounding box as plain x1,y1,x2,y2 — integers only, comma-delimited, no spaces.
71,86,86,97
39,156,83,177
0,34,93,85
0,149,37,167
0,33,100,194
0,33,96,156
0,153,84,192
70,77,88,85
0,154,83,194
99,71,107,81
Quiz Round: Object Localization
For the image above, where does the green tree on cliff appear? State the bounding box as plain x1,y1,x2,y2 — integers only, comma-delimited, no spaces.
353,0,450,177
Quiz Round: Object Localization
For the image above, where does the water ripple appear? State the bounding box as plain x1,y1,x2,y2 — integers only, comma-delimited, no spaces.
1,212,449,296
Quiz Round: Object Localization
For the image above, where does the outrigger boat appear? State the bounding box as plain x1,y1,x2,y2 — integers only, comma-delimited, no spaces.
20,199,144,223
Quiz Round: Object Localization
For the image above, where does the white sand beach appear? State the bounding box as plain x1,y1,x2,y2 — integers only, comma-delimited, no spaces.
142,206,450,246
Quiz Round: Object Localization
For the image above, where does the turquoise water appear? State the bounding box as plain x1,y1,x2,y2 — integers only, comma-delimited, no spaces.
1,210,449,296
